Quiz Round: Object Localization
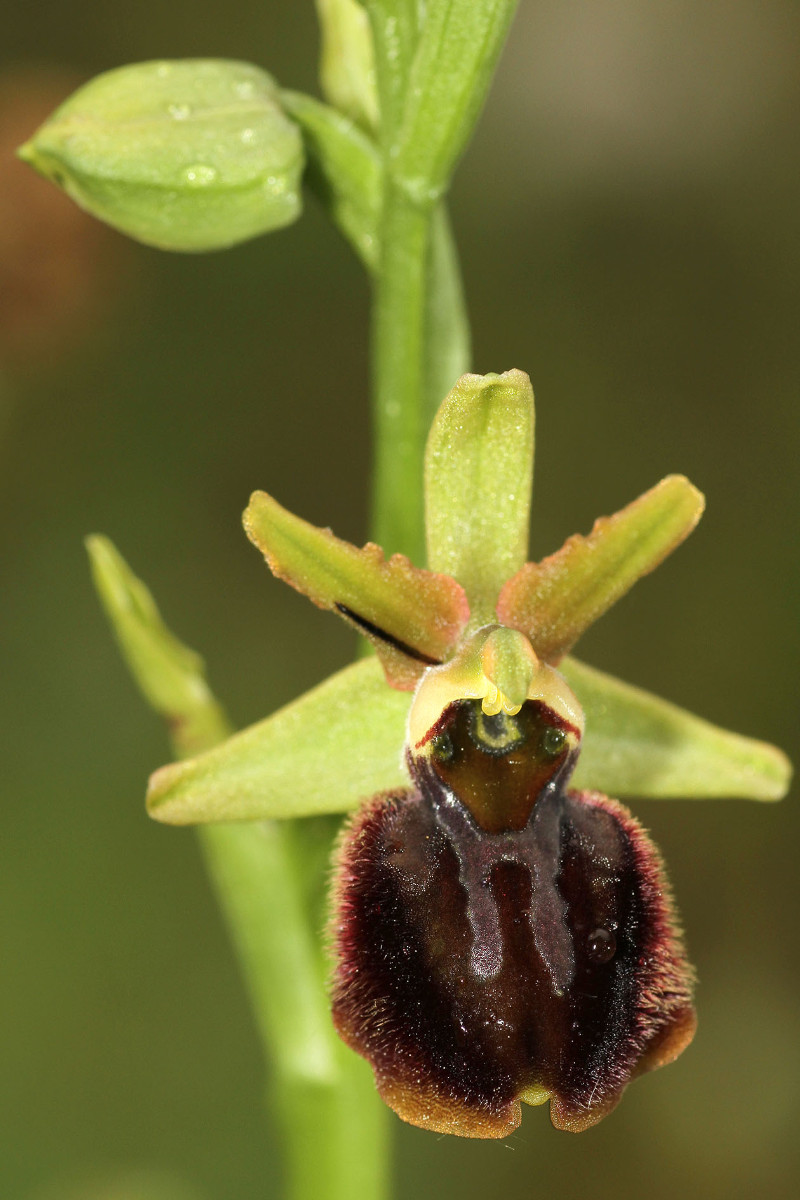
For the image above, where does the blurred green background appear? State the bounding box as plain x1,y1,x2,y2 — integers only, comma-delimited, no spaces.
2,3,798,1198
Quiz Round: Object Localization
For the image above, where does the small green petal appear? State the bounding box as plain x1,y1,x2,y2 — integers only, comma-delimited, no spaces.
86,534,229,757
425,370,534,625
564,656,792,801
498,475,704,662
244,489,469,689
480,627,538,711
147,657,411,824
20,59,303,252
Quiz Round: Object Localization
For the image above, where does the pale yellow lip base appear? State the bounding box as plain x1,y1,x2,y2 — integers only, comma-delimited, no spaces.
407,625,586,750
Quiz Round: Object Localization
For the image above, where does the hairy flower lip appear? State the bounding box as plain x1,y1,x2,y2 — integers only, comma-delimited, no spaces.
331,777,697,1138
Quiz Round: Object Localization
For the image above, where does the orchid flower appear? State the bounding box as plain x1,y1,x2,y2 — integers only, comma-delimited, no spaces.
139,370,788,1138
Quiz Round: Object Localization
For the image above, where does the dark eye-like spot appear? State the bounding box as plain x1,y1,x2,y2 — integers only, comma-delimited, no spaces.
431,732,455,763
586,927,616,964
541,727,566,758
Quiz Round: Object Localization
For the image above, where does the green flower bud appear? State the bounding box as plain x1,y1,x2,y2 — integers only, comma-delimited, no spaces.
18,59,304,252
315,0,379,131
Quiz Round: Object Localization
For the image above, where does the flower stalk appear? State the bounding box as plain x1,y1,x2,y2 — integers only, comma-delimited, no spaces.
87,536,389,1200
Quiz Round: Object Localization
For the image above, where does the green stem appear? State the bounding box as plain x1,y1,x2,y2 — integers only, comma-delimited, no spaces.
87,530,389,1200
174,712,389,1200
370,180,433,562
424,204,471,430
200,820,388,1200
370,186,471,563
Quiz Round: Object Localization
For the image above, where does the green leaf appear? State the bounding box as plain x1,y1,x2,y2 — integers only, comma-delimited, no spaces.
281,90,382,271
425,370,534,625
315,0,380,131
564,656,792,801
19,59,304,252
244,489,469,688
391,0,520,203
498,475,705,662
147,657,412,824
86,534,230,757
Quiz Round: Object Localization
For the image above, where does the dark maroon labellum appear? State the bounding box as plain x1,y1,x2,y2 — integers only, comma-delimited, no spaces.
331,698,696,1138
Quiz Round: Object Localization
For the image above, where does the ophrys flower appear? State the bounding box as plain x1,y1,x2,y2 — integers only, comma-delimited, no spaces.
146,370,790,1137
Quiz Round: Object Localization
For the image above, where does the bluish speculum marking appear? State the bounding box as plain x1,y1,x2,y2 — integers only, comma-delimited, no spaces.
410,698,581,990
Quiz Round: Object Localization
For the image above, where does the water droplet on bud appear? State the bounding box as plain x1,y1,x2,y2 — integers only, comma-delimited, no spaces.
182,164,217,186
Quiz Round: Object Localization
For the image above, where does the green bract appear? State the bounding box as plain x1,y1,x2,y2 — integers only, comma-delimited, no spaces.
280,90,382,271
86,535,229,758
18,59,304,252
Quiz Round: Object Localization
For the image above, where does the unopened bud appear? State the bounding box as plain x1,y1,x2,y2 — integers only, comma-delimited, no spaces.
19,59,304,252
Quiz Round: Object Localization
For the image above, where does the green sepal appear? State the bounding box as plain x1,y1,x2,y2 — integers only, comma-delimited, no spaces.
425,370,534,625
498,475,705,662
281,90,382,271
86,535,230,758
564,657,791,801
19,60,304,252
315,0,380,131
244,490,469,689
147,657,412,824
391,0,520,203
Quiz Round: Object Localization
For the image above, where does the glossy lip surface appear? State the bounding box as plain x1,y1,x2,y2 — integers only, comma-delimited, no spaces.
420,697,580,833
